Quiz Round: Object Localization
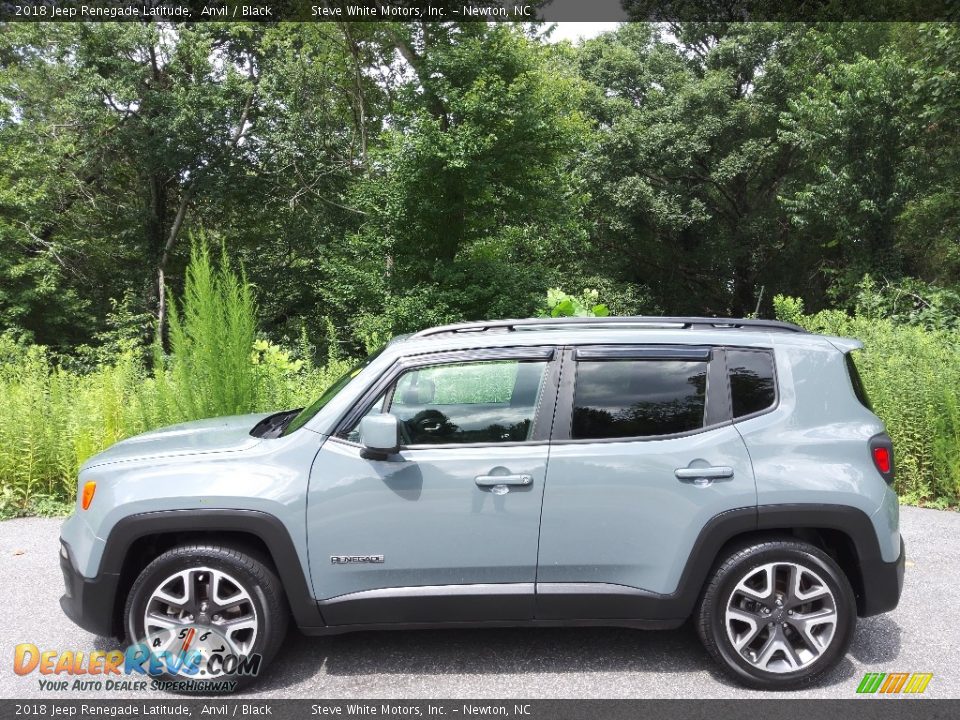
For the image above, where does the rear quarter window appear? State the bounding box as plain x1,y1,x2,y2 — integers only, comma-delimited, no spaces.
727,349,776,419
845,352,873,410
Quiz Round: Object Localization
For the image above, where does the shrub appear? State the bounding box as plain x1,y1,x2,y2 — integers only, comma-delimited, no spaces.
542,287,610,317
165,241,258,421
0,244,350,518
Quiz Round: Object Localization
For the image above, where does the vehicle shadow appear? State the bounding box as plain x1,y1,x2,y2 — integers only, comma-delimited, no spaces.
246,624,710,693
242,614,904,695
847,613,903,664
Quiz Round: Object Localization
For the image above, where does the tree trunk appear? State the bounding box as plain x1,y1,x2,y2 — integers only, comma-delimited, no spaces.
153,75,257,344
156,186,194,344
731,252,755,316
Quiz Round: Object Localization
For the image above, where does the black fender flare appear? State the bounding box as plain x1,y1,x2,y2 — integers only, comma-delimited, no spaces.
101,509,324,629
670,503,897,618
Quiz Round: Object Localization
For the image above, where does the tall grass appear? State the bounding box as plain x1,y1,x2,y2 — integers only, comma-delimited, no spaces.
166,242,258,421
776,296,960,508
3,272,959,515
0,242,351,518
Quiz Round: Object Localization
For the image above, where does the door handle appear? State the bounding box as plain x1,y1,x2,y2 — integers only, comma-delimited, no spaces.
475,474,533,487
674,466,734,481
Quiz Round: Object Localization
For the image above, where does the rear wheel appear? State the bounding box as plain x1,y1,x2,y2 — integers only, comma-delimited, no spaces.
697,540,856,689
123,544,288,690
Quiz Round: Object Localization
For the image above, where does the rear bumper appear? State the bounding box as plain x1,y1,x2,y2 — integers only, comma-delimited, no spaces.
860,535,905,617
59,540,120,638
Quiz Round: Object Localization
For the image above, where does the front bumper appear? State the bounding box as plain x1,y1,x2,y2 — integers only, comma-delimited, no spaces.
860,535,906,617
59,540,121,638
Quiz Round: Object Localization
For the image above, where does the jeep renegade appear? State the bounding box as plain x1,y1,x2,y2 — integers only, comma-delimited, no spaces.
59,316,905,689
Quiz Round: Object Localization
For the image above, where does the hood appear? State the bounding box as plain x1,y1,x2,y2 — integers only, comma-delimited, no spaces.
81,413,271,471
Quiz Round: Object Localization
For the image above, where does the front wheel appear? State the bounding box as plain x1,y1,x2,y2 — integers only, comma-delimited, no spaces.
123,544,288,690
696,540,856,689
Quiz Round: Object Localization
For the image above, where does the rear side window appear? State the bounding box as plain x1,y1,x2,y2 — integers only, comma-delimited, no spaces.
572,360,707,439
845,352,873,410
727,349,776,419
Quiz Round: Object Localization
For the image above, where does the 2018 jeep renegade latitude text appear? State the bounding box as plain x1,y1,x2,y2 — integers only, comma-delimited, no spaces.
59,316,905,689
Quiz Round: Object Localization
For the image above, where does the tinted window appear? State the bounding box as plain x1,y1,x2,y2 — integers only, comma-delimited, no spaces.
572,360,707,439
728,350,776,418
845,352,872,410
388,360,547,445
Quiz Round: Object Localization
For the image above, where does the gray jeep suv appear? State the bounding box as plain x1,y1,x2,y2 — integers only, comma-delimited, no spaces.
59,316,904,689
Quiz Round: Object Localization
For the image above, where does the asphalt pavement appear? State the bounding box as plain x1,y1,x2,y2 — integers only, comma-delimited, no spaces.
0,505,957,700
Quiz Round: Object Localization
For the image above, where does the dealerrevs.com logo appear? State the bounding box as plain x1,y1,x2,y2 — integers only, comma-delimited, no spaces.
13,626,261,693
856,672,934,695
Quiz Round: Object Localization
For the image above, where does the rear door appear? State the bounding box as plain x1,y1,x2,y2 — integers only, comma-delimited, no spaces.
536,344,759,618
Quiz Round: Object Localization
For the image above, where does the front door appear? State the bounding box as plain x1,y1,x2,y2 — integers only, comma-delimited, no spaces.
306,347,559,626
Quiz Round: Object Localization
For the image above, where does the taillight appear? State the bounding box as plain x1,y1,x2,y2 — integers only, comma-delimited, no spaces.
869,434,895,485
872,446,891,474
81,481,96,510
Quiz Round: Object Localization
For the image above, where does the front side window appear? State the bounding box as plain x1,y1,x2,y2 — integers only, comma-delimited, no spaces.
348,359,548,446
572,360,708,439
728,349,776,418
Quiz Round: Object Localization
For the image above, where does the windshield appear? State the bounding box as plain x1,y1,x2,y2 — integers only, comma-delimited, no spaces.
281,347,385,436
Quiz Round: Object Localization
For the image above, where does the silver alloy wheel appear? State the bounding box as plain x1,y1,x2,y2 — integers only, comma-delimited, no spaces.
725,561,838,673
143,566,259,675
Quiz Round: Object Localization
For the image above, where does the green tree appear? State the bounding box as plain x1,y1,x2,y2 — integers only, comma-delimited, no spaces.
895,24,960,283
542,287,610,317
0,23,377,349
351,22,592,338
577,24,809,314
0,24,264,344
779,27,911,299
574,23,921,315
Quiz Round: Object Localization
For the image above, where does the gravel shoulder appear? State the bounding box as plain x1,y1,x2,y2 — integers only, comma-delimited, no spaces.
0,505,956,699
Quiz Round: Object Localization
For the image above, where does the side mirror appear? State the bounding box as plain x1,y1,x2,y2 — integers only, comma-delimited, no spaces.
359,414,400,459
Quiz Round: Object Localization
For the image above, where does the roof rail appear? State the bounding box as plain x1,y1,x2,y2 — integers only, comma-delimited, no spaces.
410,316,808,339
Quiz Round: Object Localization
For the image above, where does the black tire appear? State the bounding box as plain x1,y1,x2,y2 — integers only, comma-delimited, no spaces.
696,539,856,690
123,543,289,691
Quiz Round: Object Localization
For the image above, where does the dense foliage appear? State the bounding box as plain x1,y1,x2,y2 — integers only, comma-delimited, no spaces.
2,21,960,510
0,244,351,517
4,22,957,349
